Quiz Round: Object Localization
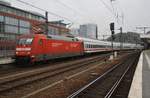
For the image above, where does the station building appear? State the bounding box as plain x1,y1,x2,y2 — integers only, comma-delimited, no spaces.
0,1,70,57
140,33,150,49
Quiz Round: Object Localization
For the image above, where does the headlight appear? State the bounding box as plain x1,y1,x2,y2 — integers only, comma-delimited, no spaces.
31,55,35,58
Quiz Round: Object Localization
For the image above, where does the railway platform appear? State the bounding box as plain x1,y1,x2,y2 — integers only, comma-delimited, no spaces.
128,50,150,98
0,57,14,65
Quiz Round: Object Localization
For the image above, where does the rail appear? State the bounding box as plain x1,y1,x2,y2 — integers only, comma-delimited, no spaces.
67,52,139,98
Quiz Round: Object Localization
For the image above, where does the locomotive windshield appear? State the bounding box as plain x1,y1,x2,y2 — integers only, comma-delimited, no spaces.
18,38,33,45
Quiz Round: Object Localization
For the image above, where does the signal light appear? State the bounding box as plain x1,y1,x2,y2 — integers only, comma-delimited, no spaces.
110,22,115,35
110,23,115,31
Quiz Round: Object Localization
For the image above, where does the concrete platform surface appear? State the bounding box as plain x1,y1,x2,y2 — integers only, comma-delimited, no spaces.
0,57,14,65
128,50,150,98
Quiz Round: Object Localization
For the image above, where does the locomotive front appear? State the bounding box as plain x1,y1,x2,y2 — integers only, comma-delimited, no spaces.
15,35,34,63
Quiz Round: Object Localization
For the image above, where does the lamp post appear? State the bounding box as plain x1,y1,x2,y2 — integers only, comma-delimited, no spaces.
119,27,123,49
45,11,49,35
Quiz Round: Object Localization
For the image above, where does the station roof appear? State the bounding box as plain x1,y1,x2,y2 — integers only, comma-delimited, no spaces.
0,1,45,19
48,20,69,27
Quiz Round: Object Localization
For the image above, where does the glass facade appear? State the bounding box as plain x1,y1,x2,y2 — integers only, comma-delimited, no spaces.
5,16,18,25
0,15,31,57
20,20,30,28
0,33,16,57
19,28,30,34
48,26,59,35
19,20,30,34
0,22,4,32
0,15,4,22
0,4,45,21
5,25,18,33
0,15,31,34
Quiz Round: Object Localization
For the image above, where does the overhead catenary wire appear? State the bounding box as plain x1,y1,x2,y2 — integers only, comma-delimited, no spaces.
110,1,120,24
16,0,73,23
55,0,96,24
55,0,78,15
110,0,125,25
97,0,120,25
16,0,125,30
97,0,122,25
117,0,125,25
98,0,115,16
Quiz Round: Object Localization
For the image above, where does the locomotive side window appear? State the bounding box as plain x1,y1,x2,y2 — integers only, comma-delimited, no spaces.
38,39,43,45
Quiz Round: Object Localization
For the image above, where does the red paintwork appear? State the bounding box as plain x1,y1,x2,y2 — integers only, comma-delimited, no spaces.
16,34,84,62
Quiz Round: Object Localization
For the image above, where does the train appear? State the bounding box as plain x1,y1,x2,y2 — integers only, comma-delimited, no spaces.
76,36,143,53
15,33,143,63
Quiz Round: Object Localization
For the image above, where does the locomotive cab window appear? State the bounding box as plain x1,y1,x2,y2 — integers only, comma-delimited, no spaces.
18,38,33,45
26,39,33,44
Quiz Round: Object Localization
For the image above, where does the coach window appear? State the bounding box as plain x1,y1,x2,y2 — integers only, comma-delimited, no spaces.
85,44,87,48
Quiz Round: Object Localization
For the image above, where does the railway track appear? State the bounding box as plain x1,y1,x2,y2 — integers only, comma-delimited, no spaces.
67,52,140,98
109,52,140,98
0,53,110,97
0,51,126,77
0,55,90,77
0,52,111,77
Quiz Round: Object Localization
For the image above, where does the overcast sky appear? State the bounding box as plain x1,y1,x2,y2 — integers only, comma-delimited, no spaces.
5,0,150,39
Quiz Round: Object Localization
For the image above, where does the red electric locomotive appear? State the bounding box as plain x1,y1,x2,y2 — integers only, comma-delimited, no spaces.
15,34,84,63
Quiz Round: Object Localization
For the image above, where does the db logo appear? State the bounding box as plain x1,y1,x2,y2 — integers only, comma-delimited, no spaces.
52,43,62,47
70,44,78,47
